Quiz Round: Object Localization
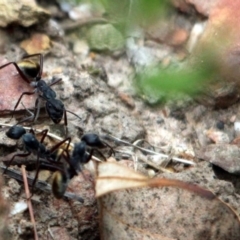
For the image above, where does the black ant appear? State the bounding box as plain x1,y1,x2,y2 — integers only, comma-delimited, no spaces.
51,133,114,198
4,125,73,192
0,54,81,128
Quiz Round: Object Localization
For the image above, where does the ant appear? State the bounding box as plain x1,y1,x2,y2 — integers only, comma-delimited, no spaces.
0,54,81,128
4,125,73,192
51,133,114,198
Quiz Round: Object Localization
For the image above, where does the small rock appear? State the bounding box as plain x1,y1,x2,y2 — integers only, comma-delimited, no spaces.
73,40,89,58
10,201,28,216
205,129,230,144
87,24,124,52
172,0,219,16
0,0,50,27
8,179,21,195
168,28,189,46
202,144,240,174
69,3,92,21
234,121,240,134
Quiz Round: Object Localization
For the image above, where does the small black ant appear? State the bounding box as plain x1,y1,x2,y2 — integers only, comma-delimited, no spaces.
0,54,81,128
4,125,73,192
51,133,114,198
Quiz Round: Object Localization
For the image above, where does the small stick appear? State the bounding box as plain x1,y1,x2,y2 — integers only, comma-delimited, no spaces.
0,166,84,203
21,165,38,240
107,134,196,166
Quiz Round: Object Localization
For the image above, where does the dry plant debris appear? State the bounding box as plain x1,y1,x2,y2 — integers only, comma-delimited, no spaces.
96,162,240,240
20,33,52,55
1,1,240,239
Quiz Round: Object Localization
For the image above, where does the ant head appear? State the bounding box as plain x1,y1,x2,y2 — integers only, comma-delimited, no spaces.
46,99,64,124
6,125,26,140
81,133,105,148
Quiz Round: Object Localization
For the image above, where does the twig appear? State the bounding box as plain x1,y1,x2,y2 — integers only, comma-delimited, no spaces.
21,165,38,240
107,134,196,165
61,17,108,31
0,166,84,203
47,224,55,239
137,150,172,173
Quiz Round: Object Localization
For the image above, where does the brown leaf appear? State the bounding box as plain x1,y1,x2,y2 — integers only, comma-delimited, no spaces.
20,33,51,54
96,162,240,240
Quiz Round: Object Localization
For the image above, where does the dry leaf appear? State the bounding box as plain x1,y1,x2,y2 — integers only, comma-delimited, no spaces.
96,162,240,240
20,33,51,54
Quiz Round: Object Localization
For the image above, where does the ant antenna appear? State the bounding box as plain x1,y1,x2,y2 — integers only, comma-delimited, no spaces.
66,110,82,121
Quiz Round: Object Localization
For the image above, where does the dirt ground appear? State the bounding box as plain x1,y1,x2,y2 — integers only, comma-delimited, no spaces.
0,1,240,240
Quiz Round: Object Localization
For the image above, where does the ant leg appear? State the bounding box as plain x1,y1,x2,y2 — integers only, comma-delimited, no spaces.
102,141,115,157
11,91,36,120
48,137,72,162
28,128,49,142
48,77,62,87
63,109,68,136
31,97,41,123
0,62,31,83
49,137,71,154
3,152,31,174
16,101,39,125
91,149,107,162
39,129,49,143
84,149,94,163
29,154,40,197
28,128,35,135
66,110,82,121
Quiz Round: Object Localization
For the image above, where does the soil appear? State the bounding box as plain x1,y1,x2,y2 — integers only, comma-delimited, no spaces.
0,1,240,240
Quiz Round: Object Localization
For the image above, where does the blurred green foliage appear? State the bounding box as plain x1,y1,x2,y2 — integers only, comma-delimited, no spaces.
64,0,219,102
100,0,170,24
136,48,220,103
